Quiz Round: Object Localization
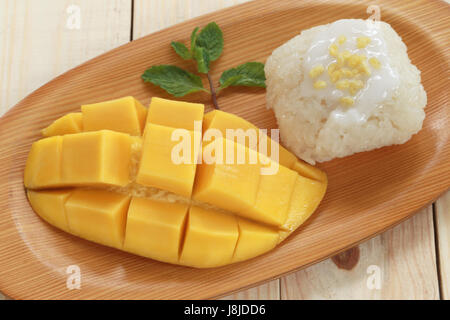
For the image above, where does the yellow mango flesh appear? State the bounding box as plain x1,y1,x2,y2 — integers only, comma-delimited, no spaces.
232,218,279,263
291,160,328,183
204,110,297,168
66,189,131,249
24,136,63,189
123,198,188,264
27,189,72,232
193,138,263,223
146,97,204,131
61,130,132,187
194,138,301,228
279,175,328,241
42,113,83,137
136,123,200,197
82,96,147,136
269,141,297,168
180,206,239,268
248,163,298,227
24,96,327,268
202,110,259,150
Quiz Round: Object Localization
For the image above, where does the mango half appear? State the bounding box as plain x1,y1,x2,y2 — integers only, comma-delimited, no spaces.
24,96,327,268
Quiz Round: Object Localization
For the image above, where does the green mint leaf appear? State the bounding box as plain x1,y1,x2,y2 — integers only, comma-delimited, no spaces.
219,62,266,90
190,27,199,54
195,22,223,62
142,65,207,97
194,46,210,73
171,41,192,60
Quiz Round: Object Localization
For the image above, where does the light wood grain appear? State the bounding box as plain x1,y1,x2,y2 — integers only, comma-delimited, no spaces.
133,0,250,40
281,207,439,299
0,0,132,116
0,0,448,299
436,190,450,299
221,280,280,300
0,0,132,299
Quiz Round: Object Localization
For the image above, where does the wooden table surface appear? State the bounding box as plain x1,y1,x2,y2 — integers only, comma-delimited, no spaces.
0,0,448,300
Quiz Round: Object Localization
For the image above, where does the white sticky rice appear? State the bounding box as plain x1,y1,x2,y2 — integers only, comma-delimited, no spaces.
265,19,427,164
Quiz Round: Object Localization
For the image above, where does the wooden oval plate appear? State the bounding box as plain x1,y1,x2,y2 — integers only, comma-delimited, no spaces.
0,0,448,299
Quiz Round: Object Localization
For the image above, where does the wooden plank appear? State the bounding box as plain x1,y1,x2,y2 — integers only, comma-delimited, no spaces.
0,0,132,116
0,0,131,298
133,0,251,39
436,190,450,300
221,281,280,300
281,207,440,299
133,0,279,300
0,0,446,300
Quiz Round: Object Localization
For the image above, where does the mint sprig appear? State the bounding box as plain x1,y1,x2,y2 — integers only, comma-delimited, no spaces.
194,46,210,74
142,22,266,109
195,22,223,62
219,62,266,91
190,27,199,55
142,65,208,97
171,42,191,60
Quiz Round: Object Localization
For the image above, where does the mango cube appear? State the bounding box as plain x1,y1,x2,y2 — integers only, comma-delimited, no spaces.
232,218,279,263
82,96,147,135
249,164,298,227
27,189,72,232
136,124,200,197
24,136,63,189
203,110,297,169
279,176,328,241
202,110,259,150
146,97,204,131
123,198,188,264
61,130,131,187
180,206,239,268
263,138,297,169
291,160,328,183
65,189,131,249
193,138,262,220
42,113,83,137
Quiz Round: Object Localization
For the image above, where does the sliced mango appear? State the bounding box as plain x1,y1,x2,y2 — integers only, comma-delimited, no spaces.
273,142,297,168
204,110,297,168
123,198,188,264
291,160,328,183
61,130,131,187
180,206,239,268
146,97,204,131
249,163,298,227
193,137,262,223
25,96,328,268
202,110,259,150
27,189,72,232
65,189,131,249
232,218,279,263
42,113,83,137
24,136,63,189
279,175,328,241
136,123,200,197
82,96,147,136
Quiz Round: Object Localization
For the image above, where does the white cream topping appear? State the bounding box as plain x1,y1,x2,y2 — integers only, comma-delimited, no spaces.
300,19,400,125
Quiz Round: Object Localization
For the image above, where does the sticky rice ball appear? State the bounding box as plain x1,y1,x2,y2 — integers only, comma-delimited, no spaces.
265,19,427,164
